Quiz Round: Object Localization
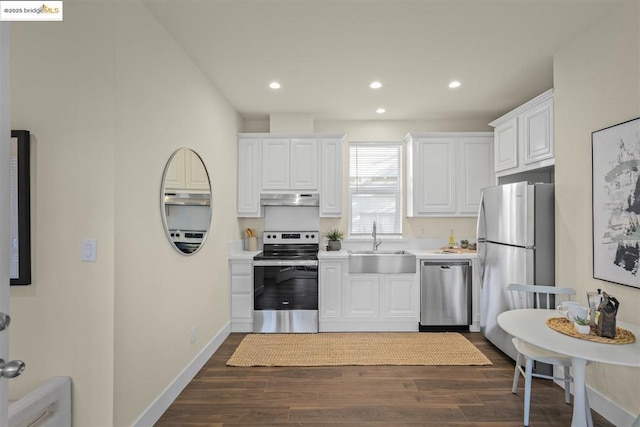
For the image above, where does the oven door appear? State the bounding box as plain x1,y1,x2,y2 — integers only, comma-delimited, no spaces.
253,259,318,333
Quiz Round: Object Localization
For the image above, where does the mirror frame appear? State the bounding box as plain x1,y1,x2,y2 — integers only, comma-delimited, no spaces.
160,147,212,256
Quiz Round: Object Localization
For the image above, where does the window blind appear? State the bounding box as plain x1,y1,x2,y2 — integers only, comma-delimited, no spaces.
349,142,402,236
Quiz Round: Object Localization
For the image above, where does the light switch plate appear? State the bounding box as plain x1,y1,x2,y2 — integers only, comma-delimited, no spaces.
82,239,97,262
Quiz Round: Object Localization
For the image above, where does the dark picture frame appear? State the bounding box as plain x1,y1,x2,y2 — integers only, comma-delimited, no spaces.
10,130,31,285
592,117,640,288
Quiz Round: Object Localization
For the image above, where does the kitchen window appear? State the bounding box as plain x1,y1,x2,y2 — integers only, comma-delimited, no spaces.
349,142,402,237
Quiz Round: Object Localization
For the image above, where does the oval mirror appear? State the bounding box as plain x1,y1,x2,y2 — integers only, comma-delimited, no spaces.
160,148,212,255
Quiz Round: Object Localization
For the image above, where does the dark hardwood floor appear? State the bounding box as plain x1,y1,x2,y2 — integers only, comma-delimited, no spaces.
155,332,614,426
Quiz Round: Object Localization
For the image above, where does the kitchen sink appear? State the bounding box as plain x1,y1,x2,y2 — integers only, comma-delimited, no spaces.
348,250,416,274
348,250,408,255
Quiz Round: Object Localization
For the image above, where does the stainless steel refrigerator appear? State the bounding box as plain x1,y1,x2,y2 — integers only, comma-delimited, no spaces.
477,182,554,360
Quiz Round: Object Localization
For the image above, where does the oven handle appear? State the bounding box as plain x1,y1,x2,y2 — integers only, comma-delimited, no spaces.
253,260,318,267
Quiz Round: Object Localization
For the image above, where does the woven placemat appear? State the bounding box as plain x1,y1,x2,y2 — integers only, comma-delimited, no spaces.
547,317,636,344
227,332,492,367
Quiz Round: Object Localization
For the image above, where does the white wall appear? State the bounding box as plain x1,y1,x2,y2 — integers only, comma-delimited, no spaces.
554,1,639,420
10,3,117,425
9,1,240,426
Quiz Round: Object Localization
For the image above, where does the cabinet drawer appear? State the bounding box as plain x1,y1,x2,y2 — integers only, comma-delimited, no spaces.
232,294,253,319
231,276,252,293
231,262,252,276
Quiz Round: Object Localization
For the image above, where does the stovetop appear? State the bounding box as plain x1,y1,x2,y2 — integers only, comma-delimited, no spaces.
254,231,319,261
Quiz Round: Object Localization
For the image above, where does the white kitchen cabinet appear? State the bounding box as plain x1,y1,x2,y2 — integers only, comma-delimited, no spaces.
404,132,494,217
493,118,518,172
381,275,419,319
319,258,419,332
290,139,319,189
522,97,553,165
230,259,253,332
237,133,345,217
319,260,344,318
262,138,290,189
489,89,554,177
237,138,262,217
320,138,343,216
262,138,319,191
345,275,380,318
164,148,210,192
457,137,494,214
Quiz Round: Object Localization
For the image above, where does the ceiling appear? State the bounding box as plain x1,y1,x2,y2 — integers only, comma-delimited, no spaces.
143,0,626,122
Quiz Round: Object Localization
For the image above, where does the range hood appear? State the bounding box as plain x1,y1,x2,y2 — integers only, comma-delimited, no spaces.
260,193,319,207
163,192,211,206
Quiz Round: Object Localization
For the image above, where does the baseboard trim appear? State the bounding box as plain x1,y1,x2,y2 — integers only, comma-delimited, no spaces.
133,322,231,427
554,367,637,427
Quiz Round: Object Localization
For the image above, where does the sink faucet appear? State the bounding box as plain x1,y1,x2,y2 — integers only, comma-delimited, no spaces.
372,221,382,251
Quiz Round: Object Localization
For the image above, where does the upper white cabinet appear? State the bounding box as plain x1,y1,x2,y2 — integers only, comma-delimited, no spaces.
237,133,344,217
489,89,554,176
263,138,319,190
320,138,343,216
404,132,494,217
237,138,262,217
164,148,210,192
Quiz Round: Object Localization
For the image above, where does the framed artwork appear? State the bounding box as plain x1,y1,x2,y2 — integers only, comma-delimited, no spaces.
10,130,31,285
592,117,640,288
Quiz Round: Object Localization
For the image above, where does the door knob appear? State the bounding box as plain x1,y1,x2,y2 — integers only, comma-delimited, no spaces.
0,359,26,378
0,312,10,332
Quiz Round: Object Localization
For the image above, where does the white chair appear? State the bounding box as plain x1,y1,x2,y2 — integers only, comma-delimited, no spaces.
507,283,593,427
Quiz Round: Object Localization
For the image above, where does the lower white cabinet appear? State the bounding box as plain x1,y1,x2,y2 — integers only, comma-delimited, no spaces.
319,260,419,332
319,261,344,318
230,259,253,332
345,275,380,318
382,275,419,319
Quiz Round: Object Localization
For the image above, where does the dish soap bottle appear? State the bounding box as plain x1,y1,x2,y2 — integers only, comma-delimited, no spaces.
449,229,455,247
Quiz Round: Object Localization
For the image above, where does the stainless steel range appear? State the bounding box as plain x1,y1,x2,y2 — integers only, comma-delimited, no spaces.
253,231,319,333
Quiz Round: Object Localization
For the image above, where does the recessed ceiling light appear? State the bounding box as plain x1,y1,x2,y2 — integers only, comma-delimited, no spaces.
370,81,382,89
448,81,461,89
269,81,281,89
376,108,386,114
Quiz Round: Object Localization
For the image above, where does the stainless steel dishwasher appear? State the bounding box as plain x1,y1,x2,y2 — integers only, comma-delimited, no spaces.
420,260,471,331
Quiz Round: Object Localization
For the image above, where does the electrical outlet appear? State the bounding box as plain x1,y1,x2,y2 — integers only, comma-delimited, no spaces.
190,326,197,344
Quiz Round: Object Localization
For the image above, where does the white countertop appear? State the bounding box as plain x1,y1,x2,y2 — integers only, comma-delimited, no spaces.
230,249,477,260
318,248,477,260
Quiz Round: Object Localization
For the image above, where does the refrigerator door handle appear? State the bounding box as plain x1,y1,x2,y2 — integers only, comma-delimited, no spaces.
476,191,487,287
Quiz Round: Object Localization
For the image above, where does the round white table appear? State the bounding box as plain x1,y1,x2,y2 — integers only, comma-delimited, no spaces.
497,309,640,427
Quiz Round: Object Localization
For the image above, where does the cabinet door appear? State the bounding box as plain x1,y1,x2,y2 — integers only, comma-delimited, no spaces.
237,138,262,217
262,138,290,190
457,137,494,214
164,148,186,190
522,98,553,164
319,262,343,318
493,118,518,172
416,139,456,214
382,275,418,318
185,150,210,191
320,138,342,216
345,275,380,318
290,138,319,190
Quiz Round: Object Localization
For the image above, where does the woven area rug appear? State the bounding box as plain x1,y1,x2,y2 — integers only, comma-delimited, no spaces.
226,332,492,367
